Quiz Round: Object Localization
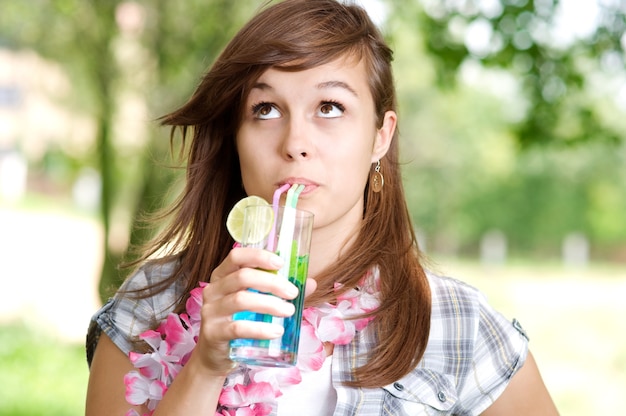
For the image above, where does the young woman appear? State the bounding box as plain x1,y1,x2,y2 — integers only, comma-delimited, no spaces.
85,1,559,414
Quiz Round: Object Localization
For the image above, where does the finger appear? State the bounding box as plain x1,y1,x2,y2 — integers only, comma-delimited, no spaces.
303,278,317,298
229,320,285,341
198,309,285,344
206,267,299,303
199,296,290,344
211,247,284,282
226,289,296,317
201,282,296,322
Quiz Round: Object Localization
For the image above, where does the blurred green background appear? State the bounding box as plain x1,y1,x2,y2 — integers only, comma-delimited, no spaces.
0,0,624,414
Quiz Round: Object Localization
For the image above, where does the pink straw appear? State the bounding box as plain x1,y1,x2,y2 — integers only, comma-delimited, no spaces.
267,184,290,251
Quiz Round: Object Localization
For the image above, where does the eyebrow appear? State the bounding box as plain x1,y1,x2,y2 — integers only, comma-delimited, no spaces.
250,80,358,97
251,82,272,91
316,80,358,97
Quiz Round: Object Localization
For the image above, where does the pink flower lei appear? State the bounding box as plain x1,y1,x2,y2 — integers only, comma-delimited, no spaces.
124,269,380,416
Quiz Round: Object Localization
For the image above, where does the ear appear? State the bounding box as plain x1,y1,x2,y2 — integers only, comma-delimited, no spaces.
371,110,397,162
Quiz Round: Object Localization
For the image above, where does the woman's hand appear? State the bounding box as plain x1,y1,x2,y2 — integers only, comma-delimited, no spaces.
191,246,316,375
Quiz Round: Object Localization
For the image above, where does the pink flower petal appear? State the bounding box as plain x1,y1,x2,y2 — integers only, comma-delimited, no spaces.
125,410,152,416
124,371,150,405
253,366,301,391
355,314,377,331
297,348,326,371
296,322,325,371
146,380,167,410
124,370,166,409
186,283,206,324
251,402,273,415
139,330,163,350
302,307,320,327
317,315,353,344
161,314,196,360
220,381,277,407
233,407,255,416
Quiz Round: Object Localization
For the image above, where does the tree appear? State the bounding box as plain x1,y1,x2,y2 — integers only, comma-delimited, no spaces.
383,0,626,258
0,0,257,300
397,0,626,147
2,0,123,297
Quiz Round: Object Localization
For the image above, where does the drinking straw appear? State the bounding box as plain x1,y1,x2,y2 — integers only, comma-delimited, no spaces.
267,184,291,252
276,184,304,272
292,184,305,207
266,184,304,353
256,184,292,346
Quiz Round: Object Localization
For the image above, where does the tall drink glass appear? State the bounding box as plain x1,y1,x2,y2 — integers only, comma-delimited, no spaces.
229,204,314,367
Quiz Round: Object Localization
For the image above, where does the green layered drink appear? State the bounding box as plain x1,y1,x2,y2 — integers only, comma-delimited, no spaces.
229,200,313,367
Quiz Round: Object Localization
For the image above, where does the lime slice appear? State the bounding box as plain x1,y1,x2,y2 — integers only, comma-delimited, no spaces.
226,196,273,243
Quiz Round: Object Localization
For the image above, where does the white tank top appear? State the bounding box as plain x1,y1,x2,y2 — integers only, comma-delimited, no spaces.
278,356,336,415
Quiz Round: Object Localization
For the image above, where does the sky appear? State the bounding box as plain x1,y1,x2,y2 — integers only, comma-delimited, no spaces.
551,0,601,47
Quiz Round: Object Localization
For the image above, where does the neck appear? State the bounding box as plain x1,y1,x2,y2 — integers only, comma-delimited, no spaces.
308,218,361,282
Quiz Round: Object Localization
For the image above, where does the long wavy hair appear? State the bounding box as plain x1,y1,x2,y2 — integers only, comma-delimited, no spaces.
128,0,431,388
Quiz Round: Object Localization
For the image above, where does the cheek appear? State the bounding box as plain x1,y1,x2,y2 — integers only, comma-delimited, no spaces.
236,147,257,187
329,152,372,194
236,131,257,167
238,152,262,183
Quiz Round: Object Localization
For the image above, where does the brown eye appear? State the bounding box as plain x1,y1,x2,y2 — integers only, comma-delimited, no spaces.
259,104,273,116
320,103,334,114
317,101,344,118
252,102,281,119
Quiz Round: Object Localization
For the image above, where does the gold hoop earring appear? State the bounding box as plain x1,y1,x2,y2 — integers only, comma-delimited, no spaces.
371,160,384,193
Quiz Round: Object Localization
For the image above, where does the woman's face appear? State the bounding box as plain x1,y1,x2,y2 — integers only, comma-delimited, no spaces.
236,56,396,240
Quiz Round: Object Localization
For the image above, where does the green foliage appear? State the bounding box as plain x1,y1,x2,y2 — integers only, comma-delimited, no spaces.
399,68,626,257
408,0,626,147
388,0,626,258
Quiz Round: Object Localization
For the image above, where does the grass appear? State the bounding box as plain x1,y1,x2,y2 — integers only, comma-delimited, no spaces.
0,322,89,415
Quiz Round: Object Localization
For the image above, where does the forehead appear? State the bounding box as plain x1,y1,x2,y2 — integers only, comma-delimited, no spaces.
253,55,370,93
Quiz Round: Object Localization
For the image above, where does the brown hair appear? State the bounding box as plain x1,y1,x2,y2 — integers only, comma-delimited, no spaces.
129,0,430,388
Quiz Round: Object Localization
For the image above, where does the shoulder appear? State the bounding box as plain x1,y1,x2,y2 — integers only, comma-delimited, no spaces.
379,271,529,414
427,271,485,319
90,260,183,356
426,272,528,344
120,260,180,292
425,271,528,369
426,272,491,345
115,260,183,323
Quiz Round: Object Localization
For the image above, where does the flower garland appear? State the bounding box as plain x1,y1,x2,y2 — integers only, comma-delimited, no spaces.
123,269,380,416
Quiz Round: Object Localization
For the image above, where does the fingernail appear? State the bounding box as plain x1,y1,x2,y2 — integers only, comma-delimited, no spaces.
269,325,284,338
285,284,298,298
270,255,284,269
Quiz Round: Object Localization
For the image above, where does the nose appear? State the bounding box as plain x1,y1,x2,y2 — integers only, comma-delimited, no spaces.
282,119,312,161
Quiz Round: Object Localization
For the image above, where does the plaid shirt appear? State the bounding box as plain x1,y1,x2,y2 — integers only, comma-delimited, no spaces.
92,264,528,415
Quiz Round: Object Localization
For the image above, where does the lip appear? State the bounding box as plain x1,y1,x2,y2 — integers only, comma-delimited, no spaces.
277,178,319,195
